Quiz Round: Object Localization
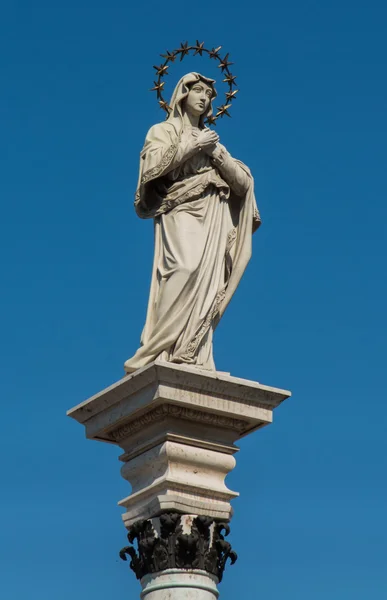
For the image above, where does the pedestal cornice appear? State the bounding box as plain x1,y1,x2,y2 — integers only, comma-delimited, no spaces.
67,361,290,525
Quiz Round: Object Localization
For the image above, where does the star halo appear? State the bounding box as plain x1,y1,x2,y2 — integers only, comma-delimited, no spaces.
152,41,239,126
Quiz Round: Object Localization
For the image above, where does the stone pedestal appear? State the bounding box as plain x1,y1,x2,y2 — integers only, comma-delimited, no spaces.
67,360,290,597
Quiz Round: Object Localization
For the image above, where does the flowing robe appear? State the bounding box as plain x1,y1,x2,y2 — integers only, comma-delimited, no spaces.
124,120,261,373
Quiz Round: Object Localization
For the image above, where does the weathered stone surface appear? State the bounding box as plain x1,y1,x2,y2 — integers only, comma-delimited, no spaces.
120,513,237,583
67,361,290,525
140,569,219,600
124,71,261,375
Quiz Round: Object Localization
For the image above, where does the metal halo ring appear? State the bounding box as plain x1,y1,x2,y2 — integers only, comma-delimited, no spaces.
151,41,239,126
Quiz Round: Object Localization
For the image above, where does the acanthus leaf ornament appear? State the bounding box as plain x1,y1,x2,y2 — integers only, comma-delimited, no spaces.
150,42,239,125
119,513,238,582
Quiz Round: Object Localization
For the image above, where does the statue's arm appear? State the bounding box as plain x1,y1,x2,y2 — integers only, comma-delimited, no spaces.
168,136,202,172
210,144,252,195
141,125,201,179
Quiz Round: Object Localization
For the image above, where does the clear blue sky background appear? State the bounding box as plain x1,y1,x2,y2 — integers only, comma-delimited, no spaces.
1,0,386,598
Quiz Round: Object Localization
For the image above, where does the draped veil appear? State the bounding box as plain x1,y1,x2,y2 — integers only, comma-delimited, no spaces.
124,72,261,373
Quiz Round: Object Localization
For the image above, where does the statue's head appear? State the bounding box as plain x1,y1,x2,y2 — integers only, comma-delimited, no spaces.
183,79,213,118
168,72,217,127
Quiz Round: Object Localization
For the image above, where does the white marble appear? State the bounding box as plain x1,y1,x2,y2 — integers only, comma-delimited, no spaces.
140,570,219,600
67,361,290,526
124,73,261,375
119,440,237,526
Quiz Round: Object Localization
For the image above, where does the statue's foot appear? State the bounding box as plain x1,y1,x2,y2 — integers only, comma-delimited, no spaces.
123,360,137,374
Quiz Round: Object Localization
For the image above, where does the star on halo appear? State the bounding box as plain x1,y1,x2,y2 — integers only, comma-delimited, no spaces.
178,41,190,61
150,81,165,98
216,103,232,118
218,53,234,72
153,64,169,77
206,115,217,126
225,89,239,101
209,46,222,59
223,73,237,86
159,99,171,112
194,40,205,56
160,50,177,63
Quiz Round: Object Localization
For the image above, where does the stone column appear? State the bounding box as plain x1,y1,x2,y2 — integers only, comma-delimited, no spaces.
140,570,219,600
67,361,290,597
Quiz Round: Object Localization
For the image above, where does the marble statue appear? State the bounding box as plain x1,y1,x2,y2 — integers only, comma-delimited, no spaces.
124,72,261,374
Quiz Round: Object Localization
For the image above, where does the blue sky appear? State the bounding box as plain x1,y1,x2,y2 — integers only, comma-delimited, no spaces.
1,0,386,598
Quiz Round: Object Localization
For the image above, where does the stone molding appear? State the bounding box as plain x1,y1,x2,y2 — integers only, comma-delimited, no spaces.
67,361,290,428
109,404,247,442
67,362,291,532
120,513,237,583
118,439,238,526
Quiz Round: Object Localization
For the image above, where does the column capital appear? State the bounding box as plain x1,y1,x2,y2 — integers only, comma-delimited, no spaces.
120,513,237,584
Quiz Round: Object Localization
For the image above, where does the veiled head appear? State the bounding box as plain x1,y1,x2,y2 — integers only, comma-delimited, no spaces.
184,80,213,117
168,72,217,127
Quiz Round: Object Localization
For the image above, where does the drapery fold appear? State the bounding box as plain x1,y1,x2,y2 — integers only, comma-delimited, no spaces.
124,73,261,373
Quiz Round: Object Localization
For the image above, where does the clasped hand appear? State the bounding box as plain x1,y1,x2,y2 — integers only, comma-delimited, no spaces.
192,129,219,156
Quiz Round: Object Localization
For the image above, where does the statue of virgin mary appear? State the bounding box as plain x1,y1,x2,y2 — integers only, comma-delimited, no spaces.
124,72,261,374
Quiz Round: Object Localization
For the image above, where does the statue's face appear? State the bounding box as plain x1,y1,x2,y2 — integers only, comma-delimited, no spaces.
184,81,213,117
